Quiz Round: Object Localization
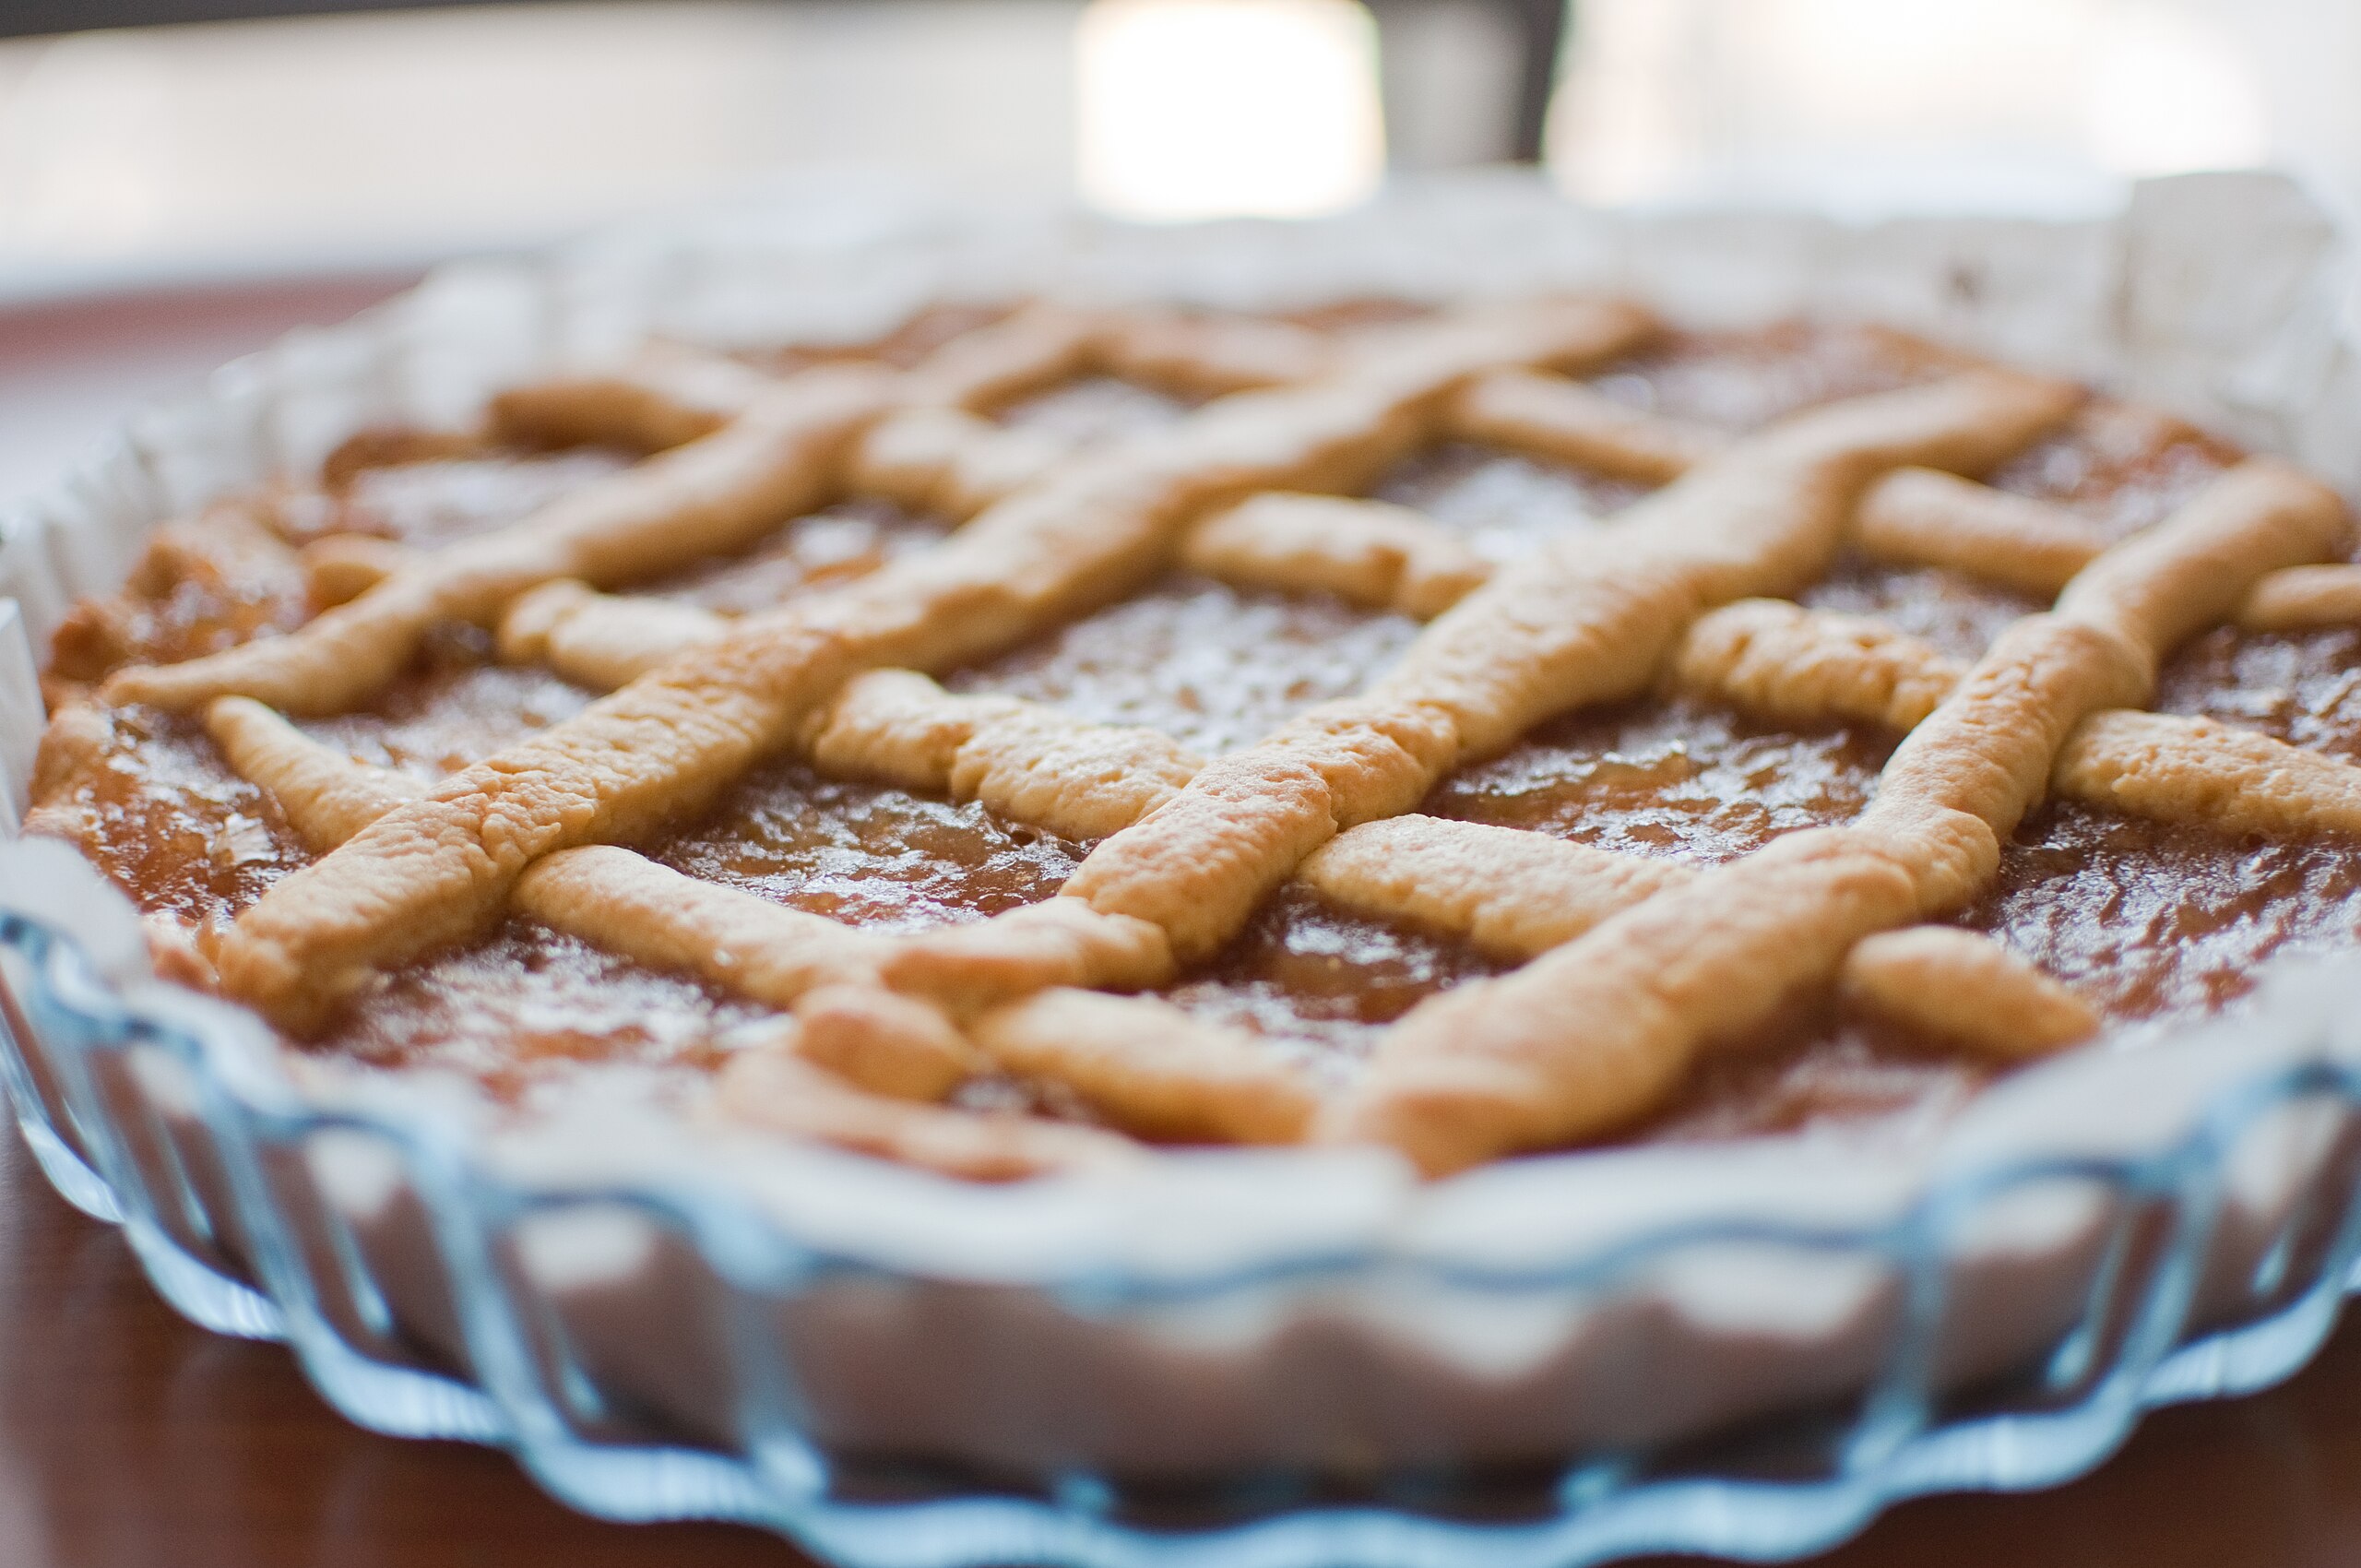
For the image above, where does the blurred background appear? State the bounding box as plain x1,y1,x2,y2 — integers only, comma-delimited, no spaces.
0,0,2355,493
1,0,2355,292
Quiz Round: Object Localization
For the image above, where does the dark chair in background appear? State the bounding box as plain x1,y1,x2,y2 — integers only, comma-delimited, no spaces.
0,0,1570,163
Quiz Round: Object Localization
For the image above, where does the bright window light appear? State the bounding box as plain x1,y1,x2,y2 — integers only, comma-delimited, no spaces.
1076,0,1384,221
1550,0,2275,210
2087,6,2270,175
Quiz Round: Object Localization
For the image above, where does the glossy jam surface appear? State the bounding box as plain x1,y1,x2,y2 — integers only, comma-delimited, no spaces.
998,375,1195,444
1587,321,1970,430
30,319,2360,1150
36,707,305,930
954,576,1421,756
304,637,594,782
637,499,947,614
300,449,635,549
651,762,1086,932
45,513,311,692
314,917,765,1105
1164,885,1506,1083
1376,445,1645,563
1433,696,1889,864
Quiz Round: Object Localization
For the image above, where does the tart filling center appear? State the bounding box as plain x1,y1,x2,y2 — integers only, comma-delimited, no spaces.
29,303,2359,1178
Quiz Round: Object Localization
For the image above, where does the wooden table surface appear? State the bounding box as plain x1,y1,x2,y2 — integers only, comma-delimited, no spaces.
9,275,2361,1568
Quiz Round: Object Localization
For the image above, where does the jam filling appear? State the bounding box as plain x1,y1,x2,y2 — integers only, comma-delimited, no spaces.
635,499,946,614
37,707,304,931
298,448,635,549
316,917,765,1109
997,375,1196,443
951,576,1421,758
649,763,1085,932
31,321,2359,1148
1584,321,1972,431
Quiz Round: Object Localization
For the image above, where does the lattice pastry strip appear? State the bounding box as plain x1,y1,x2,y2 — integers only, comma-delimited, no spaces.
102,303,1311,719
495,580,1215,838
196,694,1177,1176
478,362,2361,700
181,301,1653,1032
491,495,2361,828
1295,816,2094,1060
1665,600,2361,833
106,365,896,715
53,294,2361,1185
801,671,1202,841
198,349,2087,1119
493,493,2343,761
882,367,2082,1015
1440,364,1721,483
2052,709,2361,838
196,661,1324,1155
491,308,1335,517
1453,366,2361,622
1330,457,2345,1173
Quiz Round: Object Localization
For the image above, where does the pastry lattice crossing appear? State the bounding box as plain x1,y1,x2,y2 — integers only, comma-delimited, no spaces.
30,300,2361,1177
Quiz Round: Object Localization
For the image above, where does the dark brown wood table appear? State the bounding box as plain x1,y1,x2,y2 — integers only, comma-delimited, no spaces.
10,273,2361,1568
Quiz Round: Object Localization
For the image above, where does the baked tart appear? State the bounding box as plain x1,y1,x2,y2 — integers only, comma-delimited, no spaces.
26,288,2361,1185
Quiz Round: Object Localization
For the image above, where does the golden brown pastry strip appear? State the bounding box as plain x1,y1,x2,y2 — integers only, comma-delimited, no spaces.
1669,598,1966,731
1367,371,2078,756
890,370,2077,1014
1093,310,1332,396
512,514,1984,733
1331,457,2344,1173
1180,493,1492,618
499,593,1196,838
895,304,1107,410
2236,564,2361,631
214,300,1656,1032
1851,469,2360,623
22,704,130,851
496,580,728,691
1299,815,1690,960
1853,467,2113,598
1307,815,2091,1058
193,699,891,1011
514,844,887,1009
876,899,1176,1018
489,342,777,452
1443,366,1723,484
216,617,868,1033
713,1046,1141,1181
847,407,1070,519
970,988,1319,1144
1840,926,2097,1059
201,696,423,851
97,307,1136,719
1176,510,1993,734
1667,603,2361,837
805,670,1202,842
191,703,1024,1114
491,301,1330,455
488,305,1325,492
300,536,415,609
103,366,896,715
2053,709,2361,839
789,984,980,1102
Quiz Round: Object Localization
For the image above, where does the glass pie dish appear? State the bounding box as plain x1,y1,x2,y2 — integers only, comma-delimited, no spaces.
6,172,2361,1567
